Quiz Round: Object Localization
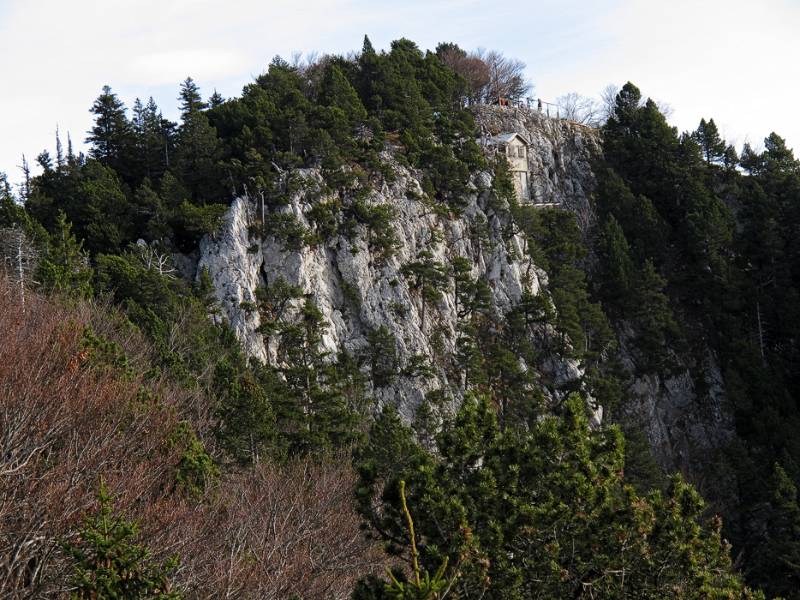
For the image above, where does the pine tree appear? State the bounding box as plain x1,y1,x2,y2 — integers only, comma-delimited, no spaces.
86,86,133,177
178,77,207,116
175,110,219,201
630,259,679,372
208,89,224,108
19,154,31,201
356,393,762,599
38,210,93,297
400,251,448,326
319,64,367,126
361,34,376,56
595,214,634,308
693,118,726,165
752,463,800,598
55,125,65,169
64,482,179,599
273,299,363,453
214,359,278,464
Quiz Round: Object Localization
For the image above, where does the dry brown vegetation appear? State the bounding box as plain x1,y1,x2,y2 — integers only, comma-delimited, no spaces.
0,276,387,598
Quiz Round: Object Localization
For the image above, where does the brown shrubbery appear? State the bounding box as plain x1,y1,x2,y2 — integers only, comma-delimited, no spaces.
0,276,386,598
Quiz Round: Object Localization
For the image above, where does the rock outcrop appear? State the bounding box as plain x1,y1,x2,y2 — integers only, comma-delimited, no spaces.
197,109,600,417
472,105,599,230
198,166,541,418
196,105,737,496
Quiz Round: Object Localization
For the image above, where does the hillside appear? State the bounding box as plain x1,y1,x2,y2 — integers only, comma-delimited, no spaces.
2,36,800,598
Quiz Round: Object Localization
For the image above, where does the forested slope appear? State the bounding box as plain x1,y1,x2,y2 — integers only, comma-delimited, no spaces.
1,36,798,598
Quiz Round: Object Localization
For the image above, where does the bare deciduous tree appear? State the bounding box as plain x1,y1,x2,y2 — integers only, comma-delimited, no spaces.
556,92,600,126
476,49,531,104
0,226,38,311
439,45,531,105
599,84,621,123
135,239,176,277
437,46,490,104
0,275,389,599
654,98,674,119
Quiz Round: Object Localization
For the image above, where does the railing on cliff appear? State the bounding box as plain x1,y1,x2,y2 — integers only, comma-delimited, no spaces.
480,97,598,129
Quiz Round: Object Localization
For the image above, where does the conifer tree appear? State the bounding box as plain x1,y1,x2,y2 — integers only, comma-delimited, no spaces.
751,463,800,598
86,86,133,177
595,214,634,307
178,77,207,116
361,34,376,56
64,482,179,599
630,259,679,372
356,393,762,599
274,299,364,453
693,118,727,165
175,78,220,198
319,64,368,126
38,210,93,297
208,89,224,108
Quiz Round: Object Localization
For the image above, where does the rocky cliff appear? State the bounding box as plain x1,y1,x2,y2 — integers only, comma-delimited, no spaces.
196,108,599,420
196,106,736,488
472,105,599,230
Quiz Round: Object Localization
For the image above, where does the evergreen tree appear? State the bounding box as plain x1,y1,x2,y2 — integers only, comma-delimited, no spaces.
356,394,762,599
129,97,175,183
693,118,726,165
750,463,800,598
594,215,634,308
38,210,93,297
361,34,376,56
629,259,679,372
214,359,279,464
178,77,207,116
175,110,220,201
401,251,449,326
64,482,179,599
208,89,224,108
273,299,365,453
319,64,367,128
86,86,134,178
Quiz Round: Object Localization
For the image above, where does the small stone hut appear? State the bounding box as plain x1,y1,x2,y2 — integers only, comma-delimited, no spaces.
486,132,530,202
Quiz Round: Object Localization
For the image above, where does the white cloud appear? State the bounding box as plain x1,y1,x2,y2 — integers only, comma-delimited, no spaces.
535,0,800,152
128,49,249,85
1,0,798,188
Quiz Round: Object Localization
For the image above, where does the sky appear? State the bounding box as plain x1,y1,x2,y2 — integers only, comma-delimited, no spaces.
1,0,799,188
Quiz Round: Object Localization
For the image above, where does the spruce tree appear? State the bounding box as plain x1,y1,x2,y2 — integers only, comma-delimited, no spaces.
178,77,207,116
38,210,93,297
86,86,133,178
64,482,179,599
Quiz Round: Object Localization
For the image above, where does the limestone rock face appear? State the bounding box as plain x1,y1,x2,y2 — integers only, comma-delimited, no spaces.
196,107,736,494
623,345,735,469
197,159,554,418
196,108,603,417
472,105,600,230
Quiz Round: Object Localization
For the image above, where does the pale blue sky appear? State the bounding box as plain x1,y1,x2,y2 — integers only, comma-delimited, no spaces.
1,0,798,187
